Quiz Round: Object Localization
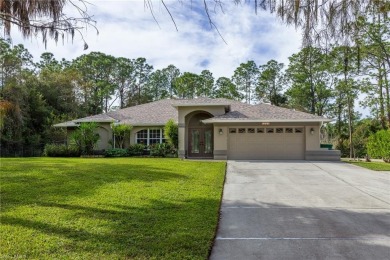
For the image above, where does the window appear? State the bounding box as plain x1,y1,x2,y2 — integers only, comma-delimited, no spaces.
285,128,293,133
238,128,246,133
295,128,303,133
229,128,237,134
149,129,161,145
136,130,148,145
136,128,165,145
266,128,274,133
248,128,255,133
257,128,265,133
276,128,284,133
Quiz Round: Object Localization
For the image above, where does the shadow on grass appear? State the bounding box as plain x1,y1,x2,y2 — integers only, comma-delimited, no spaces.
1,161,187,211
1,198,220,259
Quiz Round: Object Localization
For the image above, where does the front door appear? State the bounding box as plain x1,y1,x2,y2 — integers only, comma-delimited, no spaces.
188,128,213,158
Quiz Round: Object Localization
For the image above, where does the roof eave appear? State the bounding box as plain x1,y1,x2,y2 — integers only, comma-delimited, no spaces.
172,103,230,108
122,122,168,127
73,119,116,123
53,124,78,127
202,118,333,124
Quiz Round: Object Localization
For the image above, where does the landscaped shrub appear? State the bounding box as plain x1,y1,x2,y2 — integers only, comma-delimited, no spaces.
150,143,177,157
164,119,178,148
67,146,82,157
44,144,66,157
128,144,146,156
44,144,80,157
71,122,100,155
105,148,129,157
111,123,133,148
367,130,390,162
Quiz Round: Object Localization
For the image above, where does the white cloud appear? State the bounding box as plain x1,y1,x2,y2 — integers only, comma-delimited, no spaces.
8,0,302,78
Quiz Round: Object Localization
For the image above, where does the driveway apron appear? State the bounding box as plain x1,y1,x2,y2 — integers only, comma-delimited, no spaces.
210,161,390,260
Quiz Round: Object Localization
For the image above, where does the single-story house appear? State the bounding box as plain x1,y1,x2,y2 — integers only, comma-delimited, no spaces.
54,98,340,160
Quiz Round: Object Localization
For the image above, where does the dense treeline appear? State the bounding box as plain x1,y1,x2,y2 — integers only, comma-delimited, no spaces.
0,12,389,157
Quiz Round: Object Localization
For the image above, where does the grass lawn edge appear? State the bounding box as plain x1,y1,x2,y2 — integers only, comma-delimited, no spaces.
342,158,390,171
207,161,227,258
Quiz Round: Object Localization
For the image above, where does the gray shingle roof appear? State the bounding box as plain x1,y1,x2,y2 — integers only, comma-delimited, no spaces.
172,97,231,106
74,113,117,123
53,121,78,127
109,99,178,125
203,102,330,122
54,98,330,127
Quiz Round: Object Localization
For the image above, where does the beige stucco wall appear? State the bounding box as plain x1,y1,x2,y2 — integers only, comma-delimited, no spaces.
177,106,226,124
96,123,112,150
213,125,228,160
178,126,186,157
305,124,321,151
66,129,75,146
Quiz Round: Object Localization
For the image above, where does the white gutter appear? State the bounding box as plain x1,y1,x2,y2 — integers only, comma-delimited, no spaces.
124,123,168,126
202,118,333,124
74,119,116,123
172,103,230,107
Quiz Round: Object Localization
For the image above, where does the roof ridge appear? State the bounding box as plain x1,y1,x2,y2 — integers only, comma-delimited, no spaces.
112,98,174,112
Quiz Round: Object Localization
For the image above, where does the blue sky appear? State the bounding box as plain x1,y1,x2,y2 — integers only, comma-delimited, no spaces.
9,0,302,78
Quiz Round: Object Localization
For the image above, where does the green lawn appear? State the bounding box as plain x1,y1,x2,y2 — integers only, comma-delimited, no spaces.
345,160,390,171
0,158,226,259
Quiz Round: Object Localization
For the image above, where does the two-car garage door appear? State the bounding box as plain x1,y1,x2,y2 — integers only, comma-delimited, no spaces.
228,126,305,160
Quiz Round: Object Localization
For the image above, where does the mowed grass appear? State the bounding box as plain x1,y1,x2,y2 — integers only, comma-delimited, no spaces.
345,160,390,171
0,158,226,259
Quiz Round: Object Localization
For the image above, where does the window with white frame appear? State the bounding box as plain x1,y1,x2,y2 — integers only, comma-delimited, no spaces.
136,128,165,145
136,130,148,145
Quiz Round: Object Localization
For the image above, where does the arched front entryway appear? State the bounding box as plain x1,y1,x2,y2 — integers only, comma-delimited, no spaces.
187,112,213,158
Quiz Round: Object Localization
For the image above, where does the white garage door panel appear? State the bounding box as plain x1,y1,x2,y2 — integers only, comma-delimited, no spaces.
228,127,305,160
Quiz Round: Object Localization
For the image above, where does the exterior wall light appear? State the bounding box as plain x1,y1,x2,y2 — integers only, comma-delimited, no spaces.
219,129,223,135
310,128,315,135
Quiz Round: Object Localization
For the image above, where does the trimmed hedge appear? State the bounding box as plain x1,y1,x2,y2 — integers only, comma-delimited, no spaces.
150,143,177,157
44,144,80,157
105,148,129,157
45,143,177,158
128,144,146,156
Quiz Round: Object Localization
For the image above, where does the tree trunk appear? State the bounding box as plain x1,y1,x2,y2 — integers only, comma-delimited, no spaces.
119,86,124,109
343,47,353,159
347,95,353,159
246,80,250,104
378,60,386,129
382,61,390,128
104,95,108,113
309,50,315,114
337,93,343,149
377,13,390,76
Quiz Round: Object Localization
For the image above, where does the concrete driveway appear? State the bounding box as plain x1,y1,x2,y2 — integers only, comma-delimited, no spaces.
210,161,390,260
